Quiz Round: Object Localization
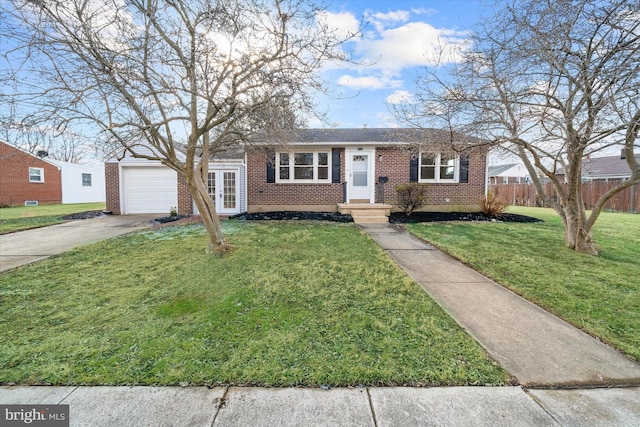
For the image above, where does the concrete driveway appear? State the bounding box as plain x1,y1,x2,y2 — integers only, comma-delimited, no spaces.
0,214,157,273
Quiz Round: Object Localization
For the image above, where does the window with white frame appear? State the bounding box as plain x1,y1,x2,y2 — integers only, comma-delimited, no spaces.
419,152,458,182
276,150,330,183
82,173,92,186
29,167,44,183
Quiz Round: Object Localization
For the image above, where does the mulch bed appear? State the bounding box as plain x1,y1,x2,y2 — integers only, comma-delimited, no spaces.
232,211,354,222
153,214,191,224
61,210,106,220
389,212,542,223
62,210,541,225
231,211,541,223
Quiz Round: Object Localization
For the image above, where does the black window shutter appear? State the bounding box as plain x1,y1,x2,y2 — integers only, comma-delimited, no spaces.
332,148,341,183
266,150,276,183
409,156,419,182
459,155,469,183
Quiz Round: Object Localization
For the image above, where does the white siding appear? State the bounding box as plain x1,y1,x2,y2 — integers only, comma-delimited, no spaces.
50,161,106,204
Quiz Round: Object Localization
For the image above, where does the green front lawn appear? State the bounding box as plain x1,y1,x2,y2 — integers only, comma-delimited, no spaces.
407,207,640,362
0,203,106,234
0,221,508,386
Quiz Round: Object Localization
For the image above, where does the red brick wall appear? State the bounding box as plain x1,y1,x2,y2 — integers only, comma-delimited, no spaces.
246,148,344,211
177,173,193,214
247,146,486,212
0,141,62,206
376,147,487,209
105,162,120,214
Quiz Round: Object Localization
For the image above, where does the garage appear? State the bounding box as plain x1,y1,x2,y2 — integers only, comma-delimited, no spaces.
122,166,178,214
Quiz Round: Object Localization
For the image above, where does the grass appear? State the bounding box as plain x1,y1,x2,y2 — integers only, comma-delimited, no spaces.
406,206,640,362
0,203,106,234
0,221,508,386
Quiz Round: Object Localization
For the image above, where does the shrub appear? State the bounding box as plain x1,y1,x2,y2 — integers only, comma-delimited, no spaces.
396,183,428,216
169,206,178,217
480,192,508,217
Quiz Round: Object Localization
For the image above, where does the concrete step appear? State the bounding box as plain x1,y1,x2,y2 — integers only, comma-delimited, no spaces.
351,215,389,224
337,203,392,216
350,209,389,216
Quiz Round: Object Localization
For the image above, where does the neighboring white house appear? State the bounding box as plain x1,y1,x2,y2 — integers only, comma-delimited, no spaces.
487,163,531,185
49,160,106,204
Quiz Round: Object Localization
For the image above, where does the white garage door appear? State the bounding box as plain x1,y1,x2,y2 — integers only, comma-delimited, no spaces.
123,166,178,214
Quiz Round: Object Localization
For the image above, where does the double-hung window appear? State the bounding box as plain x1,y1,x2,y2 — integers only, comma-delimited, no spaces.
29,167,44,183
419,152,459,183
82,173,92,186
277,151,330,183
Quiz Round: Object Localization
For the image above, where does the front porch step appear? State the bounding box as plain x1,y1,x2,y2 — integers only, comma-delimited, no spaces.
351,215,389,224
337,203,392,224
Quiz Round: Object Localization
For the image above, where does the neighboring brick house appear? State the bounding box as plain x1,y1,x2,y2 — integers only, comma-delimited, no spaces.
0,139,62,206
247,128,488,218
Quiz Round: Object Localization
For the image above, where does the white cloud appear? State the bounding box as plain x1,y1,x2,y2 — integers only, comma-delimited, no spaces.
317,11,361,40
357,22,470,71
366,10,410,32
369,10,411,23
386,90,413,104
323,7,472,94
410,8,437,16
337,74,403,90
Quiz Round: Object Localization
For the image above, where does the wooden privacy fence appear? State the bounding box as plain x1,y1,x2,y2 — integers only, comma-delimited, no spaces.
489,182,640,213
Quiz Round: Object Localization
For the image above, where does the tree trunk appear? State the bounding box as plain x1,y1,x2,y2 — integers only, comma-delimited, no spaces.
185,171,230,255
561,200,598,256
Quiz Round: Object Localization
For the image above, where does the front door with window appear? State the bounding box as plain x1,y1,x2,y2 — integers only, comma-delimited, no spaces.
206,170,239,214
346,149,374,203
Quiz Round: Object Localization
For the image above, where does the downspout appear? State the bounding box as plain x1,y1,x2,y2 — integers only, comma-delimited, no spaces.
118,162,125,215
243,151,248,214
484,152,489,197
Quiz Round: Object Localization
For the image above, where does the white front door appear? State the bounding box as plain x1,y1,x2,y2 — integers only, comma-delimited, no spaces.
346,149,375,203
205,170,239,214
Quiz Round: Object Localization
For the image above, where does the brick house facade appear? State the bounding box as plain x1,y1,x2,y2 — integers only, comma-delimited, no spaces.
247,148,345,212
0,140,62,206
247,129,487,213
105,129,487,215
375,146,486,210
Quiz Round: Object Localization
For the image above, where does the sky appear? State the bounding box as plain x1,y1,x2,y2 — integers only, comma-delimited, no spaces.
312,0,487,129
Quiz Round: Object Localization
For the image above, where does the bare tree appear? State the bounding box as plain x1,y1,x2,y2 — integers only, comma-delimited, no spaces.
394,0,640,255
1,76,99,162
1,0,354,253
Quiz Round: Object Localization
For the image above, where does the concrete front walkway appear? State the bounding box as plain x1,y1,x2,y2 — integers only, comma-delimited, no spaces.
2,385,639,426
361,224,640,388
0,214,156,272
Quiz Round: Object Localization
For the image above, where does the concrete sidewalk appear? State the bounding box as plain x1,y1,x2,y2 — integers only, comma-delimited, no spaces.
1,385,639,426
361,224,640,388
0,214,156,272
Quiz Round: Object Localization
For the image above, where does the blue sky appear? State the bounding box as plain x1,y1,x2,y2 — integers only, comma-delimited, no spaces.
314,0,486,128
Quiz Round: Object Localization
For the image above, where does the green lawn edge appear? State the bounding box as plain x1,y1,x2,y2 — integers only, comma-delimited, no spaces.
0,203,106,234
406,207,640,362
0,221,509,386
